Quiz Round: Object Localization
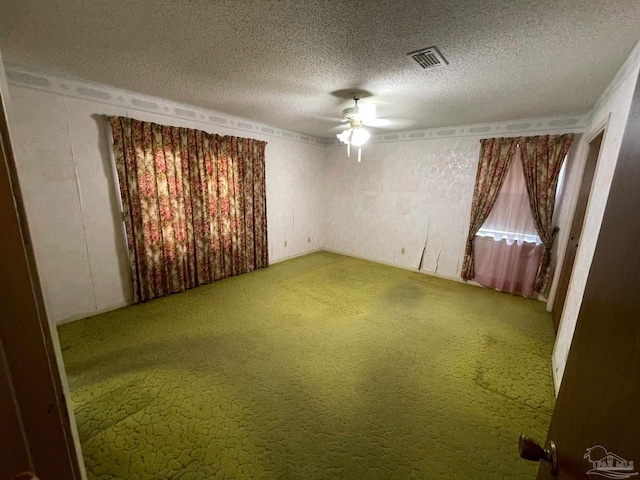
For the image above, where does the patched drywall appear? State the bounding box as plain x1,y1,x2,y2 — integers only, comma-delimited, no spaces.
551,42,640,392
6,80,325,323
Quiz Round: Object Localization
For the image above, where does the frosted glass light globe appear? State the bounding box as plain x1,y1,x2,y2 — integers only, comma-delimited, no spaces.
350,127,370,146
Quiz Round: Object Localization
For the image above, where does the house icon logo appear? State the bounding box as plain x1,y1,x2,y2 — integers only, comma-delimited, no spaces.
584,446,638,478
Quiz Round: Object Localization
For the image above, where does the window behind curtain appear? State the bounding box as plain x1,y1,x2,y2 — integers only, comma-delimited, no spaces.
473,143,568,297
476,145,541,244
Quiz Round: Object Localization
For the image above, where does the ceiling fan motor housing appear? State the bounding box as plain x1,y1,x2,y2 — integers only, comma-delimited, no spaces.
342,106,361,120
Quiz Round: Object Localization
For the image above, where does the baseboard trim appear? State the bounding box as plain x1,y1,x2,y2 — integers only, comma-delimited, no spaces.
270,248,323,265
55,247,544,326
55,301,131,326
54,251,323,326
321,249,547,303
320,248,484,287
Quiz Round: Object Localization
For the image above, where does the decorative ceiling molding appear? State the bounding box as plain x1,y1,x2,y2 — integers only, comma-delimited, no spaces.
6,65,589,149
3,1,637,138
324,114,589,147
4,66,328,147
589,40,640,122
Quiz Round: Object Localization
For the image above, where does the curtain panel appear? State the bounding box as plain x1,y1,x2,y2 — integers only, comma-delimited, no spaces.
474,146,543,297
473,236,544,297
519,134,574,293
461,137,518,280
109,116,268,303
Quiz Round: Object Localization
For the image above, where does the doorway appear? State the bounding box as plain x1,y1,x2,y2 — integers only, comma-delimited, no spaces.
551,130,604,332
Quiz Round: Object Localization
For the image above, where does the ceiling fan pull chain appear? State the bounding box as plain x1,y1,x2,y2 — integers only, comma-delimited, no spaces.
347,141,351,157
358,147,362,162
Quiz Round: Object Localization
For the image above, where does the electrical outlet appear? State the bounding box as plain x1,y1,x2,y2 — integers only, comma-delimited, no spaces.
307,237,311,243
401,247,406,254
284,240,287,247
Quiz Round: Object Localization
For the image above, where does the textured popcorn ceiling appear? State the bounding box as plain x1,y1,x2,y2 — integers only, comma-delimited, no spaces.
1,0,639,138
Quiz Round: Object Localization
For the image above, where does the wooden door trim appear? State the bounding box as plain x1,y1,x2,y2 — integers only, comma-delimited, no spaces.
537,67,640,480
548,113,610,318
584,113,610,145
551,131,603,332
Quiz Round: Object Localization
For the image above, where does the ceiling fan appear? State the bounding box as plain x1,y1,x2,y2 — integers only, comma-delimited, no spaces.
336,98,390,162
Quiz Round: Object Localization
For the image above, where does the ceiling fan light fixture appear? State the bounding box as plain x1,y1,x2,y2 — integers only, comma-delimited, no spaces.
350,127,370,146
335,97,381,162
336,129,351,144
336,126,370,147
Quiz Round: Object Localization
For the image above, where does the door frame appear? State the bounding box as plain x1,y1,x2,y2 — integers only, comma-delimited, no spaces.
584,114,610,145
0,56,85,479
535,66,640,480
548,114,610,330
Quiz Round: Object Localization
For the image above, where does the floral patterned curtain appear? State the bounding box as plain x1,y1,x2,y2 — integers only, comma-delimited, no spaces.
109,117,268,303
519,134,574,293
462,137,518,280
217,137,268,278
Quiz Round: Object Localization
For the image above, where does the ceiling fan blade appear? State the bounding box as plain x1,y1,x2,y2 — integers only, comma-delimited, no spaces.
362,118,391,127
357,103,376,119
309,112,346,123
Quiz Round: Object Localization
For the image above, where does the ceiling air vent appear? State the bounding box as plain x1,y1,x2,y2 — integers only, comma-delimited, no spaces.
408,46,448,70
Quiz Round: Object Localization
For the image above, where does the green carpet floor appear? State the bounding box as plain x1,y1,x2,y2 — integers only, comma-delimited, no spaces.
59,251,556,479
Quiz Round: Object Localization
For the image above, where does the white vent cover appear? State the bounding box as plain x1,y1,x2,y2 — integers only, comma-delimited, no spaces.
408,46,448,70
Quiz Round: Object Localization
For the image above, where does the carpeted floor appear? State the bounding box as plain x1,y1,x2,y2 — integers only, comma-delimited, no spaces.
59,251,555,479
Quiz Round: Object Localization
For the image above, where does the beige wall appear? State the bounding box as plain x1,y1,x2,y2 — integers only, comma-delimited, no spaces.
4,66,591,326
6,72,325,324
0,53,88,479
551,41,640,391
323,123,586,281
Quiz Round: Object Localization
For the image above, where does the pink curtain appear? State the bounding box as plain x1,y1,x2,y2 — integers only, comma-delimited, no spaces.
473,237,544,297
462,137,518,280
474,147,544,297
109,117,268,303
520,134,574,293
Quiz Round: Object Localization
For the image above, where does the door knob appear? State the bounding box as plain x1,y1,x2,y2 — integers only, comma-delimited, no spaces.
519,434,558,475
